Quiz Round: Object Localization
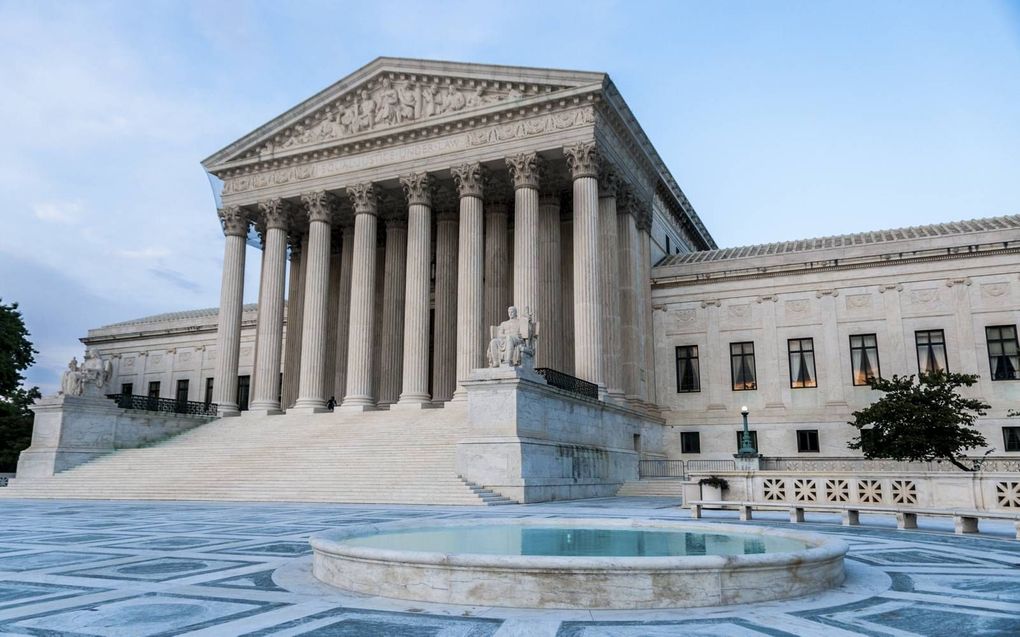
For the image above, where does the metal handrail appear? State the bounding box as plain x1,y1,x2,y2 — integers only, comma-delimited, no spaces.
106,393,218,417
534,368,599,400
639,459,686,478
687,459,737,473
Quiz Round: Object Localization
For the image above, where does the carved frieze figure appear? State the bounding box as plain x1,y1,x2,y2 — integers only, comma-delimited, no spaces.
374,78,399,126
441,84,466,114
357,90,376,131
397,82,418,121
487,306,539,368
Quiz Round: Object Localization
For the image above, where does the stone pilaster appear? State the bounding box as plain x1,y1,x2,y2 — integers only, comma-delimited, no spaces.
332,225,355,400
378,213,407,405
564,141,603,389
396,172,434,407
432,207,459,402
484,192,512,335
249,198,290,414
341,183,379,409
537,190,561,369
212,206,248,416
598,168,624,400
451,162,485,400
292,191,334,413
507,153,542,326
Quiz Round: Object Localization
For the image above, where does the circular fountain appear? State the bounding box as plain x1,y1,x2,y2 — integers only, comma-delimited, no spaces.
310,517,847,609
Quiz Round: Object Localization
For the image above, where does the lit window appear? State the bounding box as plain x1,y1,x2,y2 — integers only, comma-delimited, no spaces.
986,325,1020,381
730,342,757,391
675,345,701,393
788,338,817,388
915,329,948,375
850,334,880,386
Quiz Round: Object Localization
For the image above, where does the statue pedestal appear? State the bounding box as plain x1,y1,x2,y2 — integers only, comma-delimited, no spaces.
16,395,123,479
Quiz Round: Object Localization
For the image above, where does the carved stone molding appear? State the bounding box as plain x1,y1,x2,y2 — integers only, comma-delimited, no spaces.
878,283,903,294
700,299,721,309
945,277,972,288
399,172,434,207
300,190,336,224
217,206,249,238
563,141,599,180
815,289,839,298
287,230,304,259
598,164,617,198
506,152,543,190
451,162,485,199
347,183,378,216
755,294,779,304
258,198,290,230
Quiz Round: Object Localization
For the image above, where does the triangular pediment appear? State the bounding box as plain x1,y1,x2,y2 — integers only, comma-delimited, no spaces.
203,57,606,172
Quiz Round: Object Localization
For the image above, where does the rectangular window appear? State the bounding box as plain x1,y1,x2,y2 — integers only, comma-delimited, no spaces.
680,432,701,454
675,345,701,393
788,338,817,388
147,381,160,398
730,342,757,390
204,377,214,407
915,329,948,375
987,325,1020,381
1004,427,1020,452
120,383,133,396
176,379,189,403
735,430,758,452
797,429,820,453
237,375,251,411
850,334,881,386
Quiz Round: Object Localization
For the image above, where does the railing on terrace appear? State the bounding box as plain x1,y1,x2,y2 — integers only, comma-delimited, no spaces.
759,456,1020,473
106,394,219,418
639,460,686,478
534,368,599,400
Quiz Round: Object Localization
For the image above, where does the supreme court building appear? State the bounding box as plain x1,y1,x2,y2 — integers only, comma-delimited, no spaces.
11,58,1020,503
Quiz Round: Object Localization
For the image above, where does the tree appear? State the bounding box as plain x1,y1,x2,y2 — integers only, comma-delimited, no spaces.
0,299,40,472
847,371,990,472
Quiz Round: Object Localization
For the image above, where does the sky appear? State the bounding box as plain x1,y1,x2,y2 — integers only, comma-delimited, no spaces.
1,0,1019,393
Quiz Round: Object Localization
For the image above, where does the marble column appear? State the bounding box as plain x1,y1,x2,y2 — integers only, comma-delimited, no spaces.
638,224,658,406
507,152,542,326
249,198,290,414
616,197,642,403
484,196,511,334
432,207,459,402
452,162,485,400
598,168,624,400
282,233,305,409
564,141,603,389
212,206,248,416
322,233,342,401
559,211,575,374
332,225,355,400
292,191,334,413
396,172,434,407
537,190,562,370
341,183,379,409
378,213,407,405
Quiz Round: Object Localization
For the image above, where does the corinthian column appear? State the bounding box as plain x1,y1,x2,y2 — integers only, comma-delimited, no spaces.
537,190,562,370
396,172,434,408
598,168,624,400
292,191,334,413
341,183,379,410
212,206,248,416
507,152,542,328
432,204,458,402
332,224,354,400
484,193,511,333
451,162,485,400
282,232,305,409
377,212,407,404
249,198,290,414
616,191,642,403
564,141,603,390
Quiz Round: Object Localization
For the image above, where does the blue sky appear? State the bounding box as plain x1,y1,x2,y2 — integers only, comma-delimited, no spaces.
2,0,1018,393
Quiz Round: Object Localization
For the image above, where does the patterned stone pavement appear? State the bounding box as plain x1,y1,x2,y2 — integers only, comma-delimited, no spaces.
0,497,1017,636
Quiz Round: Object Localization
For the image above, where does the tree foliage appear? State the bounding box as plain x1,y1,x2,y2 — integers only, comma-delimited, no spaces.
0,299,39,472
847,371,990,472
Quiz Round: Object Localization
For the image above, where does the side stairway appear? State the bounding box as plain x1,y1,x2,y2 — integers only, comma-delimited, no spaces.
616,479,686,499
1,404,508,505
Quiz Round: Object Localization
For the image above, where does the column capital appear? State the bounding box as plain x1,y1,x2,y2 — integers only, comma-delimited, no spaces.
563,142,600,180
300,191,336,224
347,182,378,216
287,230,304,260
598,165,618,198
217,206,249,237
399,172,434,207
506,152,543,190
258,198,290,230
451,162,486,199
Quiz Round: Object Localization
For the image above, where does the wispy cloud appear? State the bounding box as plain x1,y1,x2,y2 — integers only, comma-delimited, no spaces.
33,201,82,224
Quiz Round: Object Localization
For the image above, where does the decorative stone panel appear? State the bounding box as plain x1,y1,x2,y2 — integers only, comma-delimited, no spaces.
891,479,918,505
763,478,786,502
825,479,850,503
858,479,883,504
792,478,817,502
996,481,1020,508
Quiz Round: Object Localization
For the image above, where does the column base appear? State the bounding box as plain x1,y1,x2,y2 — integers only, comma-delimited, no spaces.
338,396,379,412
450,389,468,402
288,404,329,415
392,397,439,411
247,405,283,416
217,404,241,417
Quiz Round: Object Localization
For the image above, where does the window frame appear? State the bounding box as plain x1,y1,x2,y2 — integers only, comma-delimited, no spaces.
729,341,757,391
680,431,701,454
796,429,820,453
120,382,133,396
986,325,1020,381
787,337,818,389
1003,427,1020,452
915,329,949,375
675,345,701,393
147,381,161,398
849,333,882,386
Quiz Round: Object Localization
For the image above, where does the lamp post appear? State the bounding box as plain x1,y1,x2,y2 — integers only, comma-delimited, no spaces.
737,405,758,457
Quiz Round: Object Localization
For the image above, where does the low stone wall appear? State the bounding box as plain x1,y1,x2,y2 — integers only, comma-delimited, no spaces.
15,395,214,479
457,367,664,503
687,470,1020,512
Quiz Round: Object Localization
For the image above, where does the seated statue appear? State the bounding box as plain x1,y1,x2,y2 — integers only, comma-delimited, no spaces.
60,356,82,396
487,306,538,368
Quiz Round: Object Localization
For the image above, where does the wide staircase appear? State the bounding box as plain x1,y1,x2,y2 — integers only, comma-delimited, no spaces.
1,404,505,505
615,479,686,498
